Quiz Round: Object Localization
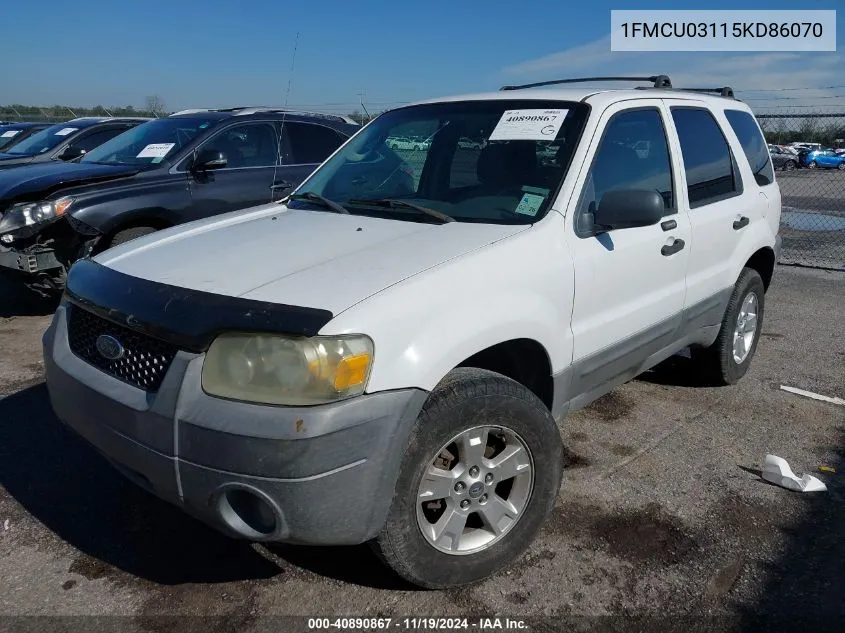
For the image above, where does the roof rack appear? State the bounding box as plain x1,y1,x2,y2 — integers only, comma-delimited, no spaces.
500,75,673,91
679,87,735,98
169,107,359,125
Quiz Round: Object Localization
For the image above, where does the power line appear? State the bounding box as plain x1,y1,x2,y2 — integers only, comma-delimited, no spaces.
737,85,845,93
745,95,845,101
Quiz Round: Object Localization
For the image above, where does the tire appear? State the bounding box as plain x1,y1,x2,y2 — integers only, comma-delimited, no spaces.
838,162,845,171
785,161,796,171
107,226,159,248
372,367,564,589
690,268,765,386
808,161,817,169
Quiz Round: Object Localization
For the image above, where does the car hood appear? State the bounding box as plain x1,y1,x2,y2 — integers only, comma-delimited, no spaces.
0,153,35,168
97,204,529,314
0,161,140,205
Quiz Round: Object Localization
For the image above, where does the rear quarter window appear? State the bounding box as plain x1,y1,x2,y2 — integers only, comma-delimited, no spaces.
724,110,774,186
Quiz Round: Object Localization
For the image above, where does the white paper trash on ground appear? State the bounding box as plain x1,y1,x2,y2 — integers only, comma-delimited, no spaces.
762,454,827,492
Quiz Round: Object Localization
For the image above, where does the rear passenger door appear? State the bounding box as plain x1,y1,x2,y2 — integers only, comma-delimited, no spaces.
277,122,346,196
186,121,280,219
663,101,765,319
567,101,690,398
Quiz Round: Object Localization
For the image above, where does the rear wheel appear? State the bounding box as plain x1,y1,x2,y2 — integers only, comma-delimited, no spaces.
372,368,564,589
785,161,796,171
808,161,817,169
838,162,845,171
690,268,765,386
107,226,159,249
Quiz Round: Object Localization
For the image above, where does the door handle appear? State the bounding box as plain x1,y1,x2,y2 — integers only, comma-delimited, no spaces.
270,181,292,191
661,238,685,256
660,219,677,231
733,216,750,230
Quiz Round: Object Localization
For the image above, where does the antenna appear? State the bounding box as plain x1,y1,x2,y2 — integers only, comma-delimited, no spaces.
283,31,300,107
357,91,370,123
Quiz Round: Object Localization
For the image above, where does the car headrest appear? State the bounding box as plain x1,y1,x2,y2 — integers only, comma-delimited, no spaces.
477,141,537,186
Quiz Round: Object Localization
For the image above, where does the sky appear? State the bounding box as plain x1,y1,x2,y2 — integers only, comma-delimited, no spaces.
2,0,843,115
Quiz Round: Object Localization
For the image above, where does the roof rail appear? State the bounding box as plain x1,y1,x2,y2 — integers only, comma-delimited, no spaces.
500,75,672,91
169,109,212,116
679,87,735,99
232,107,359,124
170,106,359,125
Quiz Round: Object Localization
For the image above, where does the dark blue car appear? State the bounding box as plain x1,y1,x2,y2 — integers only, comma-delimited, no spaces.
799,149,845,170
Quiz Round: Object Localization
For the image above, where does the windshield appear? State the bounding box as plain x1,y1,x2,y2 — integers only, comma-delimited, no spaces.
82,117,217,166
0,127,27,150
4,123,79,155
289,100,589,224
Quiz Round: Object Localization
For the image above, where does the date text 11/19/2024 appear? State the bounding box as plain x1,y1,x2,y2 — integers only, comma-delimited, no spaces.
307,617,529,630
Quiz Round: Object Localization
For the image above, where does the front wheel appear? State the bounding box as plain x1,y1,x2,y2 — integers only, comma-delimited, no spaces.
785,161,796,171
372,368,563,589
808,161,817,169
837,162,845,171
690,268,765,385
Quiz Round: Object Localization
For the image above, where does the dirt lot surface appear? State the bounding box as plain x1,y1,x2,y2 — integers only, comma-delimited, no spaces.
0,265,843,632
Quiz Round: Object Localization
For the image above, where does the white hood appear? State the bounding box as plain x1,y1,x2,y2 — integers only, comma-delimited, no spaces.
96,204,528,314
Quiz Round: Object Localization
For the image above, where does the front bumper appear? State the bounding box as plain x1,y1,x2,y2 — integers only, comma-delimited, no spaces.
0,245,62,275
43,304,428,544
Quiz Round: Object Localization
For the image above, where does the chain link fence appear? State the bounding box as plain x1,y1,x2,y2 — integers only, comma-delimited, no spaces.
757,112,845,271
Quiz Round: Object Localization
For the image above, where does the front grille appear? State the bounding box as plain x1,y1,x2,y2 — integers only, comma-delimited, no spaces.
66,305,179,391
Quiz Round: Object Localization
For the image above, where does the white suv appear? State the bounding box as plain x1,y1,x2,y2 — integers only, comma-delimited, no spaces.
43,76,781,589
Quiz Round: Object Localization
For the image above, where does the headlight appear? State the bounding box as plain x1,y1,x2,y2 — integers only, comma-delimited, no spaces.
202,333,374,406
0,197,73,233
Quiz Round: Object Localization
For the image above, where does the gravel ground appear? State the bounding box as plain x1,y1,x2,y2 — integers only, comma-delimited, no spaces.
0,265,843,633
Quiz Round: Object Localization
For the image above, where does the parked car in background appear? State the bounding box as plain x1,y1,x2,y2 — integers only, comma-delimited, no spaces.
769,145,799,171
799,148,845,170
0,122,51,151
0,107,358,294
0,118,149,170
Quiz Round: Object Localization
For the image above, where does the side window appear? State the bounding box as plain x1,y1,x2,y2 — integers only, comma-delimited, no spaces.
282,122,344,164
671,108,739,208
724,110,774,186
203,123,278,168
577,108,674,229
71,127,127,153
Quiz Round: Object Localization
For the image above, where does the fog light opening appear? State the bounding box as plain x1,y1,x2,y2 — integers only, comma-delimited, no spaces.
218,487,278,538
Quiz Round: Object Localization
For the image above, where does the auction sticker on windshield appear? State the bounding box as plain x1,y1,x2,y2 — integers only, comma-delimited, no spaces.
54,128,78,136
136,143,176,159
489,109,568,141
1,131,21,138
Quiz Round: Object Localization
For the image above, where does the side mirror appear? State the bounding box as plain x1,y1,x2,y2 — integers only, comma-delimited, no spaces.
593,189,665,232
58,146,86,161
190,148,227,171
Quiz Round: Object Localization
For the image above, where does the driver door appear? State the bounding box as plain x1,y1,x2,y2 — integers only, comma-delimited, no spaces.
566,101,690,398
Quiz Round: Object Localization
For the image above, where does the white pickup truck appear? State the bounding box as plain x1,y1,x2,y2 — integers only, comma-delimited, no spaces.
43,76,781,589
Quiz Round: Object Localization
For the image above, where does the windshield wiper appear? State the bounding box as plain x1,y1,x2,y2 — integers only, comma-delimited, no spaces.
347,198,454,224
287,192,350,215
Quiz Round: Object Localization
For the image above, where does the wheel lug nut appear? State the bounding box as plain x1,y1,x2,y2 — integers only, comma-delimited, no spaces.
454,481,466,492
460,499,471,509
485,473,494,484
479,494,488,504
469,466,480,477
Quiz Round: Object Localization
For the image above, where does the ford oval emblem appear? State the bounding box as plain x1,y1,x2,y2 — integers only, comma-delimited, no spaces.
96,334,125,361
